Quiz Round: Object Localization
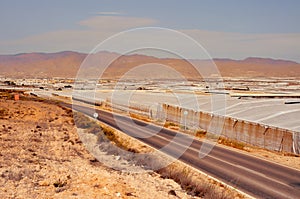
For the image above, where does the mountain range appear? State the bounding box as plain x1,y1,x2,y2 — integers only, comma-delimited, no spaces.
0,51,299,79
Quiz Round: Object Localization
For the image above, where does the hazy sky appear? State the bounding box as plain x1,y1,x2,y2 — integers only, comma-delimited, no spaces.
0,0,300,61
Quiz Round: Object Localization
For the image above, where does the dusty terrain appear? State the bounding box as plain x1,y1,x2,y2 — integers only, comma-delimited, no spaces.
0,96,200,199
241,145,300,170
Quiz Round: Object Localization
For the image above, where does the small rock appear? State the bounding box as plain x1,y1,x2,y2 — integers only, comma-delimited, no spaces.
116,192,121,197
39,180,50,186
55,187,66,193
125,192,135,196
168,190,177,196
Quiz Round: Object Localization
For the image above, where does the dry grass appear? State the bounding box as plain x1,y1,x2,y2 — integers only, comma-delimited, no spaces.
0,108,8,119
195,129,207,138
157,163,239,198
218,137,246,150
163,121,177,128
129,112,150,122
73,112,130,150
163,121,181,131
281,152,300,157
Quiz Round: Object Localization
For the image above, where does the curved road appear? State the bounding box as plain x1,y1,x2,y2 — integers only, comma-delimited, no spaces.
66,102,300,198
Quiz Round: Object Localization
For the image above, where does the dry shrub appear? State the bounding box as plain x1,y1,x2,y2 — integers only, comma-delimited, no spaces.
218,137,245,150
157,163,236,198
164,122,177,128
0,108,8,119
73,112,94,129
87,125,102,135
73,112,132,152
129,113,150,122
195,129,207,138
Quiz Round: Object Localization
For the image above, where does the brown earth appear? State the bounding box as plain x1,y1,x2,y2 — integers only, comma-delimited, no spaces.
0,96,202,199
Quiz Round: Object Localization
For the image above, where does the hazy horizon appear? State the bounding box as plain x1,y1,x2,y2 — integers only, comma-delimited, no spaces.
1,50,300,64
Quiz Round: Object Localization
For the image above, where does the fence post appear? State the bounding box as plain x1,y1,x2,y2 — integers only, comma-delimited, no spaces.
263,126,269,149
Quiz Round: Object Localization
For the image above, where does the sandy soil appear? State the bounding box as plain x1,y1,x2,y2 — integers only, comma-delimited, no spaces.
0,97,197,199
242,146,300,170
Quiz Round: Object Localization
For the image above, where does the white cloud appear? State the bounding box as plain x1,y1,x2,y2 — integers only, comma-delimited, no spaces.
96,11,122,15
78,16,157,30
0,16,158,54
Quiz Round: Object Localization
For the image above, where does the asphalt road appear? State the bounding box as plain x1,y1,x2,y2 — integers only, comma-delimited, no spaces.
66,102,300,199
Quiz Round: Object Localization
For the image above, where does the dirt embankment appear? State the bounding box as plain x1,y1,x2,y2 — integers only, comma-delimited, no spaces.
0,95,197,199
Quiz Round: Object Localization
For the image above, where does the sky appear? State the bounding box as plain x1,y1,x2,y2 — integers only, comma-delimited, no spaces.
0,0,300,61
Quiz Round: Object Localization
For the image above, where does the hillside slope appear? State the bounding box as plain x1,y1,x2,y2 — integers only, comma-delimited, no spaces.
0,51,299,78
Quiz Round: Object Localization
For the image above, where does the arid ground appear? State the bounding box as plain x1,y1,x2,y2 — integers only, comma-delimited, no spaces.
0,94,203,199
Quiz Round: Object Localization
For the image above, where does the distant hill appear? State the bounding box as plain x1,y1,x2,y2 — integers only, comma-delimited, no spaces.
0,51,86,78
212,57,300,77
0,51,299,79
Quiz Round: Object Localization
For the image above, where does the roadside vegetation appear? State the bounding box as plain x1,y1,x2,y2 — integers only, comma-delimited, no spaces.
73,112,133,151
157,163,238,198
